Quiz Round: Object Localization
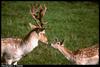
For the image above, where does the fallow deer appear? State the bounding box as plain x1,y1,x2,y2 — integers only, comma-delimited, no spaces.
1,4,48,65
51,39,99,65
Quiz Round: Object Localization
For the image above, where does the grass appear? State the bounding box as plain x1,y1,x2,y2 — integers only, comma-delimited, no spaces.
1,1,99,65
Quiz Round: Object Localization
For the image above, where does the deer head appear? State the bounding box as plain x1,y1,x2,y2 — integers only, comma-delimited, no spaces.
29,4,48,44
51,38,64,49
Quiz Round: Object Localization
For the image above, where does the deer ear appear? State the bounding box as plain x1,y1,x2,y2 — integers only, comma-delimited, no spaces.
61,44,64,47
29,23,37,29
55,37,58,42
60,39,64,46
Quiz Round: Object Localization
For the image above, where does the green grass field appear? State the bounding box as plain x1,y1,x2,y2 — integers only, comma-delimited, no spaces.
1,1,99,65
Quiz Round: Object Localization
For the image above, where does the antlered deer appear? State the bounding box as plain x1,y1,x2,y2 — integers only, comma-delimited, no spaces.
1,4,48,65
51,39,99,65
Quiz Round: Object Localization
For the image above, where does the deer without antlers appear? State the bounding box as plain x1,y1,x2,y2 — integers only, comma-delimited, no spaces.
51,39,99,65
1,4,48,65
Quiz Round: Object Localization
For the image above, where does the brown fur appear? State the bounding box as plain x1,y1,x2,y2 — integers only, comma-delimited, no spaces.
51,40,99,65
1,28,48,65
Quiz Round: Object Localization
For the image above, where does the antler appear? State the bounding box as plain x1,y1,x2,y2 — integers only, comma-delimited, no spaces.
30,4,47,28
39,4,47,27
30,4,41,27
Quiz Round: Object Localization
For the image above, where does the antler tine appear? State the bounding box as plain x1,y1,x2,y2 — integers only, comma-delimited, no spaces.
30,5,36,20
30,4,42,28
42,4,47,17
38,4,47,27
38,4,43,27
42,4,48,25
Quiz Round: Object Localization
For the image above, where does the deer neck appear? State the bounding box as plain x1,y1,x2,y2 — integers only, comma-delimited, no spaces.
57,46,74,61
20,31,39,55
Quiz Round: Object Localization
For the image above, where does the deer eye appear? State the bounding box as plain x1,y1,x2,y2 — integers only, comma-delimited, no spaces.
57,42,60,44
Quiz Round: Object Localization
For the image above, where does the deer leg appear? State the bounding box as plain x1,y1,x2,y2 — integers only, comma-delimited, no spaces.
6,59,13,65
12,57,21,65
13,61,17,65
